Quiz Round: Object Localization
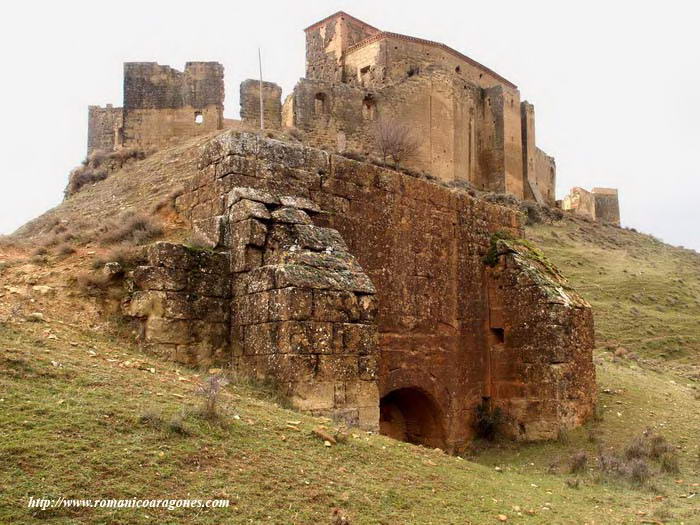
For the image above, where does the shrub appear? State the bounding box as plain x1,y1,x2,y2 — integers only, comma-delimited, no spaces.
65,167,108,196
64,148,149,198
56,243,76,256
340,150,366,162
91,245,146,271
626,458,651,485
373,116,419,167
659,452,680,474
625,436,647,459
196,375,230,420
520,201,543,225
167,414,191,436
474,401,502,441
98,213,163,246
648,434,671,459
76,271,113,293
569,451,588,473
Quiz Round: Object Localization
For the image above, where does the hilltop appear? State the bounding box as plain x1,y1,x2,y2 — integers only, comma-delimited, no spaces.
1,133,699,524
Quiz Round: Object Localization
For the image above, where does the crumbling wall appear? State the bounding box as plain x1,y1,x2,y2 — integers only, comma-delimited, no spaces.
486,238,596,440
240,80,282,129
87,105,123,156
304,12,379,82
121,62,225,150
222,187,379,428
173,132,595,451
562,187,596,220
592,188,620,225
533,148,556,206
123,243,231,366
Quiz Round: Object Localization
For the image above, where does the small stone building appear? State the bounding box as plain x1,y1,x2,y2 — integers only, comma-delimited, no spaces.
562,187,621,225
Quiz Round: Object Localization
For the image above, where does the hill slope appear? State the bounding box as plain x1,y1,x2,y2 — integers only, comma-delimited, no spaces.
1,138,699,523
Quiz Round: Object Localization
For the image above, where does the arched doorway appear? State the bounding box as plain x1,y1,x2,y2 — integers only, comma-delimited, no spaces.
379,388,446,448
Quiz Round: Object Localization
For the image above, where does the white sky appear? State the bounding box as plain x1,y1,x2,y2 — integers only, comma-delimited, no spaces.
1,0,698,250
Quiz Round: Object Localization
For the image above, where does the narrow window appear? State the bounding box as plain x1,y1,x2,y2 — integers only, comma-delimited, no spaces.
362,95,376,120
491,328,505,344
359,65,371,86
314,93,327,114
455,66,461,73
194,112,204,124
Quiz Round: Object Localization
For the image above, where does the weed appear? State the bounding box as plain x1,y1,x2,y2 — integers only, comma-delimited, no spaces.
569,451,588,473
195,375,230,420
474,401,502,441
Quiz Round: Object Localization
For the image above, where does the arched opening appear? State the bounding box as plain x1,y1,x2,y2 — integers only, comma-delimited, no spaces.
194,111,204,124
380,388,446,448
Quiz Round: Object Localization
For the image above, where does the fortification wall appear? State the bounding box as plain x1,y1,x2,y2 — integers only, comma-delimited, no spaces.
87,105,123,156
289,71,523,192
593,188,620,225
240,79,282,129
121,62,224,150
172,132,595,450
562,187,596,220
533,148,556,205
344,34,518,93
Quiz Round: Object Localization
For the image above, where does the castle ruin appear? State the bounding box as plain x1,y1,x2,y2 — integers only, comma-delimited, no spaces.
87,11,619,218
82,12,605,451
562,187,621,225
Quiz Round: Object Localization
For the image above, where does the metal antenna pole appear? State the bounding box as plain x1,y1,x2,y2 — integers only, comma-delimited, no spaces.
258,47,264,130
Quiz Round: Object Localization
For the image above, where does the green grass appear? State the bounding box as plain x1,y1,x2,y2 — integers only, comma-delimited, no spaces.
1,216,699,523
528,220,700,367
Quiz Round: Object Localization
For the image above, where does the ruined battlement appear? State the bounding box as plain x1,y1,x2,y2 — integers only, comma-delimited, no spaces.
83,10,617,224
562,187,621,225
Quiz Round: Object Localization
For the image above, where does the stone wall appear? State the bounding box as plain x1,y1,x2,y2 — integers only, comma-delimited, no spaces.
120,62,225,151
562,187,620,225
222,187,379,428
123,243,231,366
533,148,556,205
240,79,282,130
592,188,620,225
87,105,123,156
173,132,595,451
304,12,379,82
562,187,597,220
486,238,596,439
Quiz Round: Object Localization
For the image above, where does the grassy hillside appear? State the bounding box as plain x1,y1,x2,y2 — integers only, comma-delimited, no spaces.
1,306,698,524
1,140,699,523
527,219,700,372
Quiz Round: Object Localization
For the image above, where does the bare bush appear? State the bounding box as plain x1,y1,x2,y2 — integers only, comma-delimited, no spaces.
373,117,419,167
64,148,149,198
91,245,146,270
196,375,230,420
659,452,680,474
98,213,163,246
65,167,108,197
474,401,502,441
56,243,76,256
569,451,588,473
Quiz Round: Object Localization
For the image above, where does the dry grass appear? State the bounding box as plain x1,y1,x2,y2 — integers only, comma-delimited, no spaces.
96,213,163,246
65,148,150,198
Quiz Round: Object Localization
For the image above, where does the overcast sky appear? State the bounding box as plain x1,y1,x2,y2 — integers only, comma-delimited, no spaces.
1,1,698,250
